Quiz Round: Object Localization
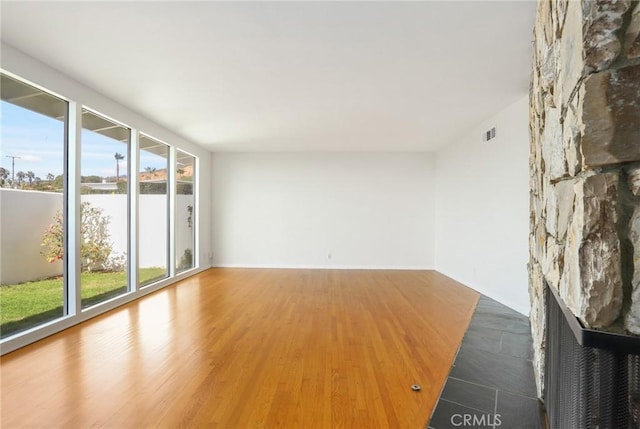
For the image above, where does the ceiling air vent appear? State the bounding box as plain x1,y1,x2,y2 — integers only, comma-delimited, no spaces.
483,127,496,142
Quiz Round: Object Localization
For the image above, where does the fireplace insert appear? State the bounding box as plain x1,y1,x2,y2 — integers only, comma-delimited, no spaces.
544,285,640,428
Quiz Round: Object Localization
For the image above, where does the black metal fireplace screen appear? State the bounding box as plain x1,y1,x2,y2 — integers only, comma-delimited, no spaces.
544,285,640,428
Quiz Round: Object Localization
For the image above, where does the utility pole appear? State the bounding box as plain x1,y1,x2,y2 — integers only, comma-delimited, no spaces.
5,155,20,181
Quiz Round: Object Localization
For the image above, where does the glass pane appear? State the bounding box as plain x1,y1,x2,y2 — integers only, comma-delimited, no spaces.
139,135,169,287
1,73,67,338
80,109,130,309
176,151,195,273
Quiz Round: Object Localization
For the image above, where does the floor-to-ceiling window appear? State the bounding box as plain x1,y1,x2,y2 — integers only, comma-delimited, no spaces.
0,73,68,338
80,109,131,309
176,151,196,273
0,69,199,349
139,134,169,287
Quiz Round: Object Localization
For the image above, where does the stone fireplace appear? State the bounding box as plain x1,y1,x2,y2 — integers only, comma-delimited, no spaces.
529,0,640,423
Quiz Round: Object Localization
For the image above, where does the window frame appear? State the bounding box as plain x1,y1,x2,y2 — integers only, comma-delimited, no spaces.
0,71,71,335
138,132,172,288
174,149,198,274
78,106,133,310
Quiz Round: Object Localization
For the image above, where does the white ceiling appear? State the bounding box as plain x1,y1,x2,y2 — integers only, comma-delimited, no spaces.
1,1,536,152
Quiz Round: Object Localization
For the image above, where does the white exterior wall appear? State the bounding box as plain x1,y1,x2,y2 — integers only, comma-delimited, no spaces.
139,195,169,268
1,190,194,284
1,189,63,284
174,195,195,268
89,194,193,269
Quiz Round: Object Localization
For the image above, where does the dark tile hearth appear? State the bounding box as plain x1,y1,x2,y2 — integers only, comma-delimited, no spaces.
495,390,540,429
450,343,536,398
440,378,496,414
429,399,494,429
428,296,542,429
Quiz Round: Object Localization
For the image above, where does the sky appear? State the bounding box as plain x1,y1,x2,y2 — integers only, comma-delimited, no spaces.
1,101,168,180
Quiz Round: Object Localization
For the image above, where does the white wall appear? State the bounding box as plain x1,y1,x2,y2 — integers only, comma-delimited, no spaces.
83,194,193,268
1,43,212,270
434,96,530,315
0,188,194,284
138,195,169,268
1,189,63,284
212,153,435,269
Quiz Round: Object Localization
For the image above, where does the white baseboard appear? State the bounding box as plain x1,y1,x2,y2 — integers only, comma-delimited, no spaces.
211,263,435,271
435,268,531,316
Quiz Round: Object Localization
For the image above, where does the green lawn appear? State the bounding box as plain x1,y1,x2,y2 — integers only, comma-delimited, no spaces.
0,267,166,338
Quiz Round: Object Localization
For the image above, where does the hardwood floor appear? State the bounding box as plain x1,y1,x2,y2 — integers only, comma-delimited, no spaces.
0,269,478,428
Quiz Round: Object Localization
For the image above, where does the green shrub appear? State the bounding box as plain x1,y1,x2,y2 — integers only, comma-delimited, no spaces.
179,248,193,270
41,202,115,272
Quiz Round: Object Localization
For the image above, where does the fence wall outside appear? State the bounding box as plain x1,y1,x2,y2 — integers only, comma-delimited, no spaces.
1,189,193,285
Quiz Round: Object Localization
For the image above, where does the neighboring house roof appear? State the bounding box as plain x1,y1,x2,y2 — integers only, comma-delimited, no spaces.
81,182,118,191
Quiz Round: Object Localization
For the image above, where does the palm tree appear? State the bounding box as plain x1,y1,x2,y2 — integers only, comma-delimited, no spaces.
16,171,26,185
46,173,55,182
26,171,35,185
0,167,8,187
114,152,125,182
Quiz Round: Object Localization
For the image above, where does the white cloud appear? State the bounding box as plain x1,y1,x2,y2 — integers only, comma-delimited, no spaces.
20,155,43,162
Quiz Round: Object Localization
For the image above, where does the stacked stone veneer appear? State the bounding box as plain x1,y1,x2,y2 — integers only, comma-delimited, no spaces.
529,0,640,396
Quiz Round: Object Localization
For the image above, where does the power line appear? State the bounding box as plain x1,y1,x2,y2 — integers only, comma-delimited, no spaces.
5,155,21,181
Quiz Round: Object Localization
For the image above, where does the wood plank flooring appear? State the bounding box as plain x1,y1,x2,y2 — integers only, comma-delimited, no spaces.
0,269,478,428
